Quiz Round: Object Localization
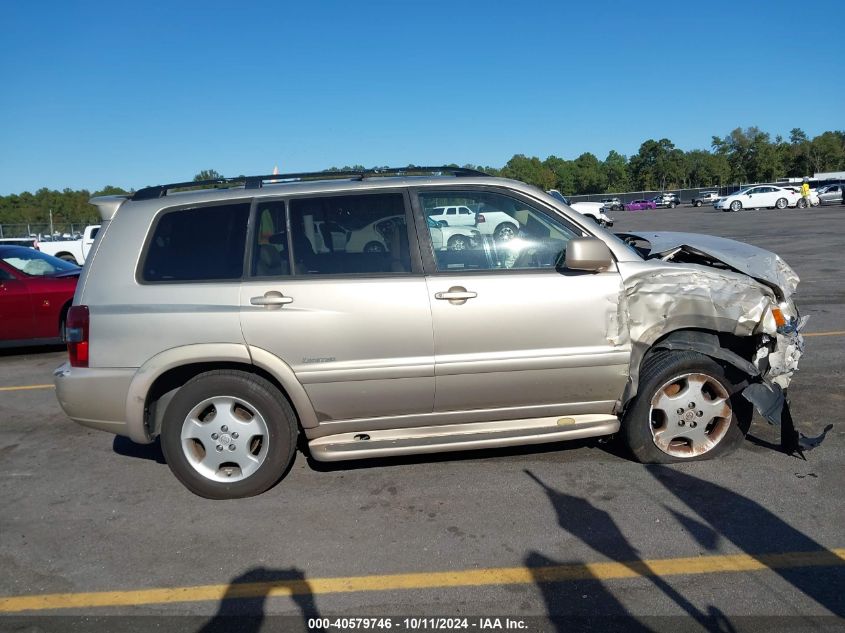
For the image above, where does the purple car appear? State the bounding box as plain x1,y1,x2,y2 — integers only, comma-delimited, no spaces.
625,199,657,211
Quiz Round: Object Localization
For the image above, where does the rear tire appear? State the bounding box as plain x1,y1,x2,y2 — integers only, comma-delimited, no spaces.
623,351,750,464
775,197,788,209
447,235,470,251
363,241,385,253
694,201,702,207
493,222,518,241
58,253,78,264
160,370,297,499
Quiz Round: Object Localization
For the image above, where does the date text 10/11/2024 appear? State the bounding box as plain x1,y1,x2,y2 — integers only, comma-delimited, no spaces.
307,617,529,631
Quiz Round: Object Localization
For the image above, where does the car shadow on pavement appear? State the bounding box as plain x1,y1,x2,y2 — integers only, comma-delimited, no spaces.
112,435,166,464
197,567,323,633
524,469,733,633
646,465,845,618
525,466,844,631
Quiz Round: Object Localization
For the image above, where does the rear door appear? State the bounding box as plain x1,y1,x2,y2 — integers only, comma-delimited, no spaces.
413,187,630,416
239,191,435,423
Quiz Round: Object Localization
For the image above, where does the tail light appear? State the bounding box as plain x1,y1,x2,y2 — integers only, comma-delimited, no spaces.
66,305,90,367
476,214,486,223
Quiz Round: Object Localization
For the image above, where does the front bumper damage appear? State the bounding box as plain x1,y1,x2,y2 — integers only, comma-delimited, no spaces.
743,320,831,458
616,232,831,458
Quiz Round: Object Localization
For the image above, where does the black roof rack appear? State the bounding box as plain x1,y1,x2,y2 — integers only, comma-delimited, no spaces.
131,166,489,201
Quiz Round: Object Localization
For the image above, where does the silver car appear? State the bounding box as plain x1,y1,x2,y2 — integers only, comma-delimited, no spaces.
817,184,843,205
55,167,809,498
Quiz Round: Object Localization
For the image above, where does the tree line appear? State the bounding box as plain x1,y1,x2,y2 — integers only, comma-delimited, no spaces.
477,127,845,194
1,127,842,232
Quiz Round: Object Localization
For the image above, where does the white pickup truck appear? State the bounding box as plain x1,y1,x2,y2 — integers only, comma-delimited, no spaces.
546,190,614,227
426,205,521,241
38,225,100,265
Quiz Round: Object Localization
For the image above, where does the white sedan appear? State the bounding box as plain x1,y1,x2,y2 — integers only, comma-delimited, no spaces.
714,186,801,212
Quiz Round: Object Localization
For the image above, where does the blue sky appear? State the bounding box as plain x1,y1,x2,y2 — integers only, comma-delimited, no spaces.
1,0,842,194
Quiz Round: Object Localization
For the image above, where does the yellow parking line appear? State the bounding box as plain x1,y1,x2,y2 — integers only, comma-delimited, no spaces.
0,384,54,392
804,330,845,338
1,548,843,613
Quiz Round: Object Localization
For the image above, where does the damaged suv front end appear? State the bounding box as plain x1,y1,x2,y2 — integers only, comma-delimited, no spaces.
614,231,822,455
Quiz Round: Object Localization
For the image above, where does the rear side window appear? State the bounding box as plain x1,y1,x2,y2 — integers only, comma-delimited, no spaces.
287,193,411,275
142,203,250,282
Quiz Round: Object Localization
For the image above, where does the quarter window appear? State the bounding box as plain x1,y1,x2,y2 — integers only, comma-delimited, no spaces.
288,193,411,275
419,191,581,272
142,203,250,282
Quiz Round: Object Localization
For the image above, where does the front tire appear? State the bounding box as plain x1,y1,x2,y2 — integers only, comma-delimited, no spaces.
160,370,297,499
730,200,742,212
796,198,808,209
623,351,750,464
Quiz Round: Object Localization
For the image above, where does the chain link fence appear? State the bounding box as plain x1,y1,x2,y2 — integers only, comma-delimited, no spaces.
0,223,88,240
568,185,745,205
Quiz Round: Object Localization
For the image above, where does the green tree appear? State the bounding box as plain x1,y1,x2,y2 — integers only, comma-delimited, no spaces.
603,150,630,192
629,139,681,190
194,169,223,181
808,131,845,173
573,152,607,194
500,154,556,190
543,156,576,194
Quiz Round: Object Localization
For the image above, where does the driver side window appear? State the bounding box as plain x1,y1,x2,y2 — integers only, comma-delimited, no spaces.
419,191,581,273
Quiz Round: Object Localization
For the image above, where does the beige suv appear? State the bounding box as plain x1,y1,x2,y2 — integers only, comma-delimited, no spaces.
55,167,808,498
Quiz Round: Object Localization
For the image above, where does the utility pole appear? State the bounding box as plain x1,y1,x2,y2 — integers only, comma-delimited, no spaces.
49,209,54,237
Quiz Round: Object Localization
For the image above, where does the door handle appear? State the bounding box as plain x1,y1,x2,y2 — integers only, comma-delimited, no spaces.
435,286,477,305
250,291,294,307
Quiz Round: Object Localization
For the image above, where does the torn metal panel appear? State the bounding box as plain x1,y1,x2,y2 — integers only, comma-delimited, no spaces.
610,232,821,454
742,382,786,426
742,382,831,457
622,267,774,345
618,231,800,298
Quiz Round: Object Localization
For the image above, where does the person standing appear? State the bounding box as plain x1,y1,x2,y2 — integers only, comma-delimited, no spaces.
801,178,812,208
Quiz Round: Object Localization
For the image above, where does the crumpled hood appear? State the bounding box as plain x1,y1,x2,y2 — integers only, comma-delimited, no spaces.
623,231,800,298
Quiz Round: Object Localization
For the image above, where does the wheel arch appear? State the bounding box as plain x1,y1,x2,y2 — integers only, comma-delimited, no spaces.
127,344,317,444
620,327,761,412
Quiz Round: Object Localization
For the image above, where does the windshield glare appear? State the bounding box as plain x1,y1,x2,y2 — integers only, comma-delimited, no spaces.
2,248,80,276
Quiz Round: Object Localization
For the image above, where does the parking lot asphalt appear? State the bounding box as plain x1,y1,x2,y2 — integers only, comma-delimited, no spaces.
1,203,844,632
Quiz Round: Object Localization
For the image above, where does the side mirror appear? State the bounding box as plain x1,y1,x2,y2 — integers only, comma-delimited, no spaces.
564,238,614,272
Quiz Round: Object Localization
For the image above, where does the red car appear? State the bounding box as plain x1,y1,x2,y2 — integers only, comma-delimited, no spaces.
0,246,80,346
624,199,658,211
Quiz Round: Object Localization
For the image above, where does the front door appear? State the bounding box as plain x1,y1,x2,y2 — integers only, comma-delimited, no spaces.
0,268,32,341
415,188,630,417
239,191,435,423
